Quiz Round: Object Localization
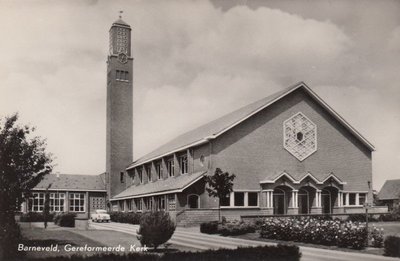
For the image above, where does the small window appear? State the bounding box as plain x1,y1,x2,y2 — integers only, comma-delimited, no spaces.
120,201,125,211
145,165,151,182
135,199,142,211
234,192,245,207
179,154,188,174
155,162,163,180
359,193,366,206
221,194,230,206
138,168,143,184
120,172,125,183
349,193,356,205
200,155,205,166
343,193,347,206
167,159,174,177
296,132,304,141
248,192,258,206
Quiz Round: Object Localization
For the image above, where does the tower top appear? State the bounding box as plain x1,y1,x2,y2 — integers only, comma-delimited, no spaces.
112,11,130,28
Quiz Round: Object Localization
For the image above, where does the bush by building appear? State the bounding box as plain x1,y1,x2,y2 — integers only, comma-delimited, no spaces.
384,236,400,257
137,211,176,250
200,220,256,236
200,221,219,234
19,212,55,222
8,244,301,261
110,211,142,224
259,217,380,250
53,213,76,227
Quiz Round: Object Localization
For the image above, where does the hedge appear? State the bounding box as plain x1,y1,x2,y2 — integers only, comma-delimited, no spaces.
200,220,256,236
109,212,142,224
19,212,55,222
8,244,301,261
53,213,76,227
384,236,400,257
260,217,384,250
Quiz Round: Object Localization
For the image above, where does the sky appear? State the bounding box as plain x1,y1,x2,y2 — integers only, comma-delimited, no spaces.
0,0,399,191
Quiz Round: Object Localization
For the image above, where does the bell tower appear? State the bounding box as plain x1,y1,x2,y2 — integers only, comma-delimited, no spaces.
106,16,133,199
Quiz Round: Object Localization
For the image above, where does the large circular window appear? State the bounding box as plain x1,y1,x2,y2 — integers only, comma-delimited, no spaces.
283,112,317,161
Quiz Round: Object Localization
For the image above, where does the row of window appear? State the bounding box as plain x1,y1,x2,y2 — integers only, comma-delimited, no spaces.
29,192,85,212
135,155,188,184
221,192,259,207
343,192,367,206
116,70,129,81
120,195,169,212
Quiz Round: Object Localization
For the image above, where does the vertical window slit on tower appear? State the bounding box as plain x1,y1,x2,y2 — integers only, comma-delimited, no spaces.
116,70,129,81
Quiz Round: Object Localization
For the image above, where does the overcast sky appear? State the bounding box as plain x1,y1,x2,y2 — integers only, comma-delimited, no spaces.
1,0,399,190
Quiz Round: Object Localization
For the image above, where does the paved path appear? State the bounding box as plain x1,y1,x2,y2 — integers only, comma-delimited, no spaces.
90,222,399,261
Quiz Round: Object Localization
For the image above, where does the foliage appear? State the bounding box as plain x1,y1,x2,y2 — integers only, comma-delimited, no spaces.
259,217,375,250
204,168,235,221
5,244,301,261
110,211,142,224
20,212,55,222
379,204,400,221
53,213,76,227
0,113,53,259
200,221,219,234
0,218,22,260
200,220,256,236
369,226,384,248
137,211,176,250
218,220,256,236
384,236,400,257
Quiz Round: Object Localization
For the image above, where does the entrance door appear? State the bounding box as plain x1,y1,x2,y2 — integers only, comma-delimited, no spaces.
321,190,331,214
273,193,285,215
298,193,309,214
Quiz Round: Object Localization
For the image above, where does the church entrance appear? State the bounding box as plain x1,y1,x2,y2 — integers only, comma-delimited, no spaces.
298,188,309,214
273,186,291,215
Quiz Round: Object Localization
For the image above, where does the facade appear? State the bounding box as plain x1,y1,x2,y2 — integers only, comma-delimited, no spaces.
24,18,384,224
21,174,107,218
110,80,380,225
378,179,400,210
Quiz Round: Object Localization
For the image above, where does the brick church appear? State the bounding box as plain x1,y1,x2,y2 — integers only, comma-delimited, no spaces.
22,18,381,224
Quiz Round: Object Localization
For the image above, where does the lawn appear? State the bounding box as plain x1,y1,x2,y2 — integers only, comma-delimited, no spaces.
19,222,197,259
20,222,104,259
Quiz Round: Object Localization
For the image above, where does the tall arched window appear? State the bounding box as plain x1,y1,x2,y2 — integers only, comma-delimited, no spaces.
188,194,200,209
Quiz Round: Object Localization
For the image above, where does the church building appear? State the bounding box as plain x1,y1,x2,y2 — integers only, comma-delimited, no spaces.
23,18,383,225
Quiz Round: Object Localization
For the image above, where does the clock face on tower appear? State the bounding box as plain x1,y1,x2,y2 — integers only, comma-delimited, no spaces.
118,53,128,64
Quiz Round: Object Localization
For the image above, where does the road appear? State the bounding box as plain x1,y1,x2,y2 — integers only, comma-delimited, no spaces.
90,221,399,261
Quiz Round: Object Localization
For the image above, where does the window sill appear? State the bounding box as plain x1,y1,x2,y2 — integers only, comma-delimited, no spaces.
220,206,260,209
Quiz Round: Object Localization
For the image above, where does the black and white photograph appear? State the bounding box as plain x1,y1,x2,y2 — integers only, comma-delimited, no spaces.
1,0,400,260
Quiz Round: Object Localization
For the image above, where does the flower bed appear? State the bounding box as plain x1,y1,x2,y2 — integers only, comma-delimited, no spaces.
260,217,383,250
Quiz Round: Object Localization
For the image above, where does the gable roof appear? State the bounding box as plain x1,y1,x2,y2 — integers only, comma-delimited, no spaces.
33,174,106,192
127,82,375,170
378,179,400,200
111,171,206,200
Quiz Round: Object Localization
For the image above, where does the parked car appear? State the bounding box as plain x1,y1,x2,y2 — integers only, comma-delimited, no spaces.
91,209,111,222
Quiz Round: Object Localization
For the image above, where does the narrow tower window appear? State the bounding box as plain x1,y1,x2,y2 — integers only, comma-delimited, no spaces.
120,172,125,183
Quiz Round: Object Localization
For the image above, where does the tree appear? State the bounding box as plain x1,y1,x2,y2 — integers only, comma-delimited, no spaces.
137,211,176,250
43,184,52,229
0,113,53,258
204,168,235,222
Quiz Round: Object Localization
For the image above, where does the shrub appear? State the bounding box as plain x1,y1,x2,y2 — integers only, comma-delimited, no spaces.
260,217,371,249
384,236,400,257
19,212,55,222
218,221,256,236
369,226,384,248
53,213,76,227
137,211,176,250
110,211,142,224
200,221,219,234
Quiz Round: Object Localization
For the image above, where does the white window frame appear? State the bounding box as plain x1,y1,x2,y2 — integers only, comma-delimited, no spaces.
31,192,45,212
179,154,188,174
155,162,163,180
167,159,174,177
135,198,142,212
342,192,368,207
145,165,151,182
69,193,85,212
138,168,143,184
50,192,65,212
221,191,259,208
